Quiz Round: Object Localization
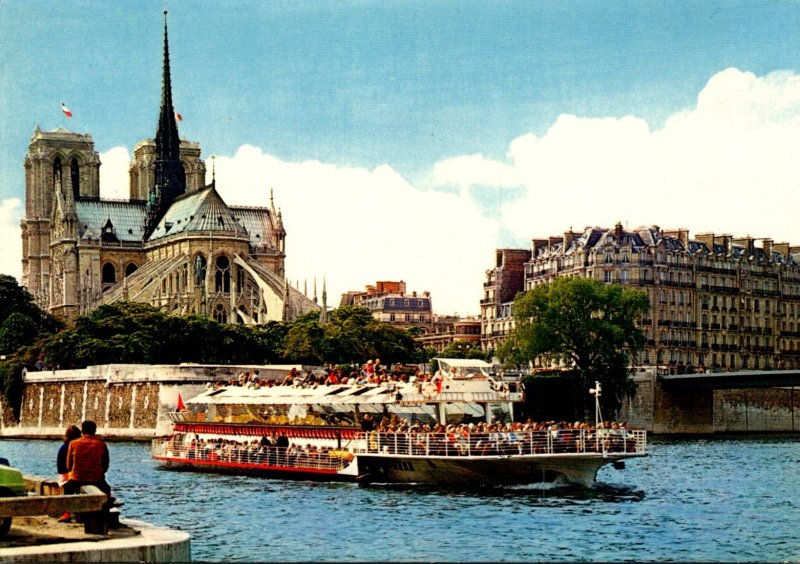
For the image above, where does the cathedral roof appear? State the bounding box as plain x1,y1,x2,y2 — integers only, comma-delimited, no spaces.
147,185,248,241
75,200,146,242
231,206,278,250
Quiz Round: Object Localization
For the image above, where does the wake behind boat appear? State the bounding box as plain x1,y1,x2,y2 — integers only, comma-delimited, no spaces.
151,359,647,487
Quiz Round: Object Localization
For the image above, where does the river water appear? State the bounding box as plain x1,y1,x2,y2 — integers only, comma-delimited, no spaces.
1,435,798,562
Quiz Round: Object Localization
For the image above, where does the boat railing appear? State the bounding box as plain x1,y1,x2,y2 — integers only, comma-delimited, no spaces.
151,438,353,471
353,428,647,458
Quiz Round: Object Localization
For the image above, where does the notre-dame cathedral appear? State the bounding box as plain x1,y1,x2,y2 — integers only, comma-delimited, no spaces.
20,13,320,325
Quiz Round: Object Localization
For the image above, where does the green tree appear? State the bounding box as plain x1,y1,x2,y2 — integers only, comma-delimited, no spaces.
0,275,40,325
325,306,378,363
0,274,62,353
0,313,40,355
499,277,649,417
283,312,329,365
370,323,426,365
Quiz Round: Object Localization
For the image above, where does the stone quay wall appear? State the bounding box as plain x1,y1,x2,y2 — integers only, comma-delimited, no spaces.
0,363,301,440
621,371,800,433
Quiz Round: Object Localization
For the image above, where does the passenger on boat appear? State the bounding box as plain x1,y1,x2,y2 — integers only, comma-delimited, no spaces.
360,413,375,432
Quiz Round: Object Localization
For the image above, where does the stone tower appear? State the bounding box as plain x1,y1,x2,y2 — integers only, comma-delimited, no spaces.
21,126,100,309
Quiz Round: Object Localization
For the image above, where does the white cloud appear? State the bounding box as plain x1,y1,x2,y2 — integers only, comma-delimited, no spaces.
433,154,521,189
211,145,499,315
99,147,132,200
0,198,22,281
434,67,800,248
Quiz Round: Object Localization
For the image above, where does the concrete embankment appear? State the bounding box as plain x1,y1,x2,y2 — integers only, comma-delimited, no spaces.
0,515,190,562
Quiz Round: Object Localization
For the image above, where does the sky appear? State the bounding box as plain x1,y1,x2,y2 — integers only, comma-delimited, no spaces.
3,1,800,315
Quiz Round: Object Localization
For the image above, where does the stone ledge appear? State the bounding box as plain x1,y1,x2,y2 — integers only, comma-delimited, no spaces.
0,516,190,562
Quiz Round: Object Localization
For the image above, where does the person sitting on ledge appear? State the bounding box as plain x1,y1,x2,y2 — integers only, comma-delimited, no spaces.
63,420,112,520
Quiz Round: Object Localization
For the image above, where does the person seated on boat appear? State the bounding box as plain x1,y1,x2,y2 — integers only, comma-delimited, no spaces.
360,413,375,432
325,369,340,385
282,371,295,386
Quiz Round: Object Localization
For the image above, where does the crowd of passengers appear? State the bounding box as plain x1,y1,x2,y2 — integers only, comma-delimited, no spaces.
215,360,436,390
361,416,639,455
176,434,351,468
169,418,637,465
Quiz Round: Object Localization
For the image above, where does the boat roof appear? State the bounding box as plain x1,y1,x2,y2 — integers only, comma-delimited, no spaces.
434,358,492,369
187,384,394,406
186,375,513,408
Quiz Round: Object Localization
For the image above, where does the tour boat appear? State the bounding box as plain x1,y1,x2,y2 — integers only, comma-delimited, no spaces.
151,359,647,487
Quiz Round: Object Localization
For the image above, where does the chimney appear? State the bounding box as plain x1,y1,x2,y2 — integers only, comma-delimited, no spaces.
774,242,790,259
762,239,773,261
695,232,714,250
532,239,548,256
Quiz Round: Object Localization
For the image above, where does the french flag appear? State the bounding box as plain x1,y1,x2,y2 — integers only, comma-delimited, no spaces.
60,102,73,118
175,111,183,122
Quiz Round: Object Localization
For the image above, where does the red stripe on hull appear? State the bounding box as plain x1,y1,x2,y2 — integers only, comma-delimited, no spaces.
153,455,351,481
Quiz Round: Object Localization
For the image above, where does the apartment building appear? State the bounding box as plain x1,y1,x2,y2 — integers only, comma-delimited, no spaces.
481,224,800,372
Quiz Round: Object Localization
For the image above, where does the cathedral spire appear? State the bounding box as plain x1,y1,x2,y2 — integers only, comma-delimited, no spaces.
147,10,186,235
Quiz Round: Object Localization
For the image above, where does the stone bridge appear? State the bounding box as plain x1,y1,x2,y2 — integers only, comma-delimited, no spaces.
621,369,800,434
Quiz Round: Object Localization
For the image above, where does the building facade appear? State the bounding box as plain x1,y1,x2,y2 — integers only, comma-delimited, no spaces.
415,314,481,353
481,224,800,372
340,280,433,330
20,14,319,325
480,249,531,352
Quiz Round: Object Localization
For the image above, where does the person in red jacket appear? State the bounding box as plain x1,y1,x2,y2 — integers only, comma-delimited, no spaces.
63,420,111,505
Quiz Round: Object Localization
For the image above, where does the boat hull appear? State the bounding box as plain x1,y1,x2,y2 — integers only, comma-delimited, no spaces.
356,453,642,487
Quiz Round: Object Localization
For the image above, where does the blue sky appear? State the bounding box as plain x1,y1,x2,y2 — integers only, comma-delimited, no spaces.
3,1,800,314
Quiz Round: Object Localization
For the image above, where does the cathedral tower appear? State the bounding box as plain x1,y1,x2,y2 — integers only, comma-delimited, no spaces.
21,126,100,308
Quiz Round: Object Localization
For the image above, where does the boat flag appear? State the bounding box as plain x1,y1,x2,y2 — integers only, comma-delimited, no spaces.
177,392,185,412
175,111,183,122
60,102,73,118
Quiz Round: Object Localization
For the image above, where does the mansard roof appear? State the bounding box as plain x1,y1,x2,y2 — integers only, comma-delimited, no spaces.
147,184,248,241
75,200,146,243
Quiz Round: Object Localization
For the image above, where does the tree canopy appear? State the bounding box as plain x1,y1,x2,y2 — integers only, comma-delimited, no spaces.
498,277,649,417
0,274,62,355
24,302,425,370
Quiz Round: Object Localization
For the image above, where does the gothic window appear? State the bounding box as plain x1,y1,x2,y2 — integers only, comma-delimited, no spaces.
102,262,116,285
194,254,207,286
213,303,227,324
215,255,231,293
236,266,244,293
53,157,63,192
71,158,80,199
125,263,138,277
